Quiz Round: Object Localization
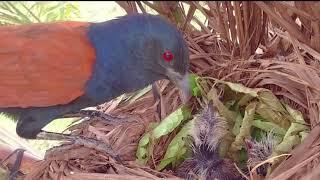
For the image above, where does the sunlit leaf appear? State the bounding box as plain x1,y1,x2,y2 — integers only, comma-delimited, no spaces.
274,135,300,154
223,81,259,97
300,131,309,142
136,132,150,165
256,102,291,129
257,90,287,113
136,106,191,165
283,103,307,124
152,106,191,139
283,123,309,141
208,87,237,126
156,119,194,171
230,101,257,153
0,1,80,25
252,120,287,136
232,112,243,136
189,74,201,97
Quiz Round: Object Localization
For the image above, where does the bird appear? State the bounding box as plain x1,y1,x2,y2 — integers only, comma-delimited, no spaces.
175,102,243,180
0,13,190,178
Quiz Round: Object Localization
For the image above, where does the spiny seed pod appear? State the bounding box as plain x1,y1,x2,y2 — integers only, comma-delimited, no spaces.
175,101,244,180
245,131,279,176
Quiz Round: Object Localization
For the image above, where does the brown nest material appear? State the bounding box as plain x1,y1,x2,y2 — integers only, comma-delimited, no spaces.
24,79,187,180
24,113,181,180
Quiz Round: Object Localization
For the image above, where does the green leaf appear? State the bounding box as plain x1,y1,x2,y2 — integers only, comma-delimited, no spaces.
283,103,306,124
225,99,237,109
232,112,243,136
300,131,309,142
230,101,257,153
273,120,309,156
218,131,234,157
238,148,248,168
195,77,211,100
136,133,150,165
156,119,194,171
208,87,237,126
189,74,201,97
283,122,309,141
0,1,80,25
152,106,191,139
223,81,259,97
256,102,291,129
257,90,287,113
251,127,264,141
257,90,293,129
21,2,41,22
274,135,300,154
45,2,64,14
136,106,191,165
0,166,8,180
6,1,33,23
238,94,255,107
252,120,287,136
46,12,58,22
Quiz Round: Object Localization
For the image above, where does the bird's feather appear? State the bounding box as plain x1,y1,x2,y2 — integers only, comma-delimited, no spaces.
0,22,96,108
0,14,190,139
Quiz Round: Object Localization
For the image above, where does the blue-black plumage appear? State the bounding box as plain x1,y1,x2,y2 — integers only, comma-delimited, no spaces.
0,14,190,140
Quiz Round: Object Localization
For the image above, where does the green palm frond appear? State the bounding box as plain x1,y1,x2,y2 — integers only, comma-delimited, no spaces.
0,1,80,25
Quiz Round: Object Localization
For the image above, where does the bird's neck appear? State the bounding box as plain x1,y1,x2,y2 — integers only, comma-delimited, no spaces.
83,20,164,105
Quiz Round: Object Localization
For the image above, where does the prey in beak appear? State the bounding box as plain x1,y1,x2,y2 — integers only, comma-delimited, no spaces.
166,68,191,104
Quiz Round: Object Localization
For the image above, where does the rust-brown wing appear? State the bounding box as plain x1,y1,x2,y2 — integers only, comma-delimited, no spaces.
0,22,96,108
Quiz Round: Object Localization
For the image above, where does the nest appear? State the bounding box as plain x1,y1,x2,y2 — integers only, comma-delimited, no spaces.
24,80,186,180
11,1,320,180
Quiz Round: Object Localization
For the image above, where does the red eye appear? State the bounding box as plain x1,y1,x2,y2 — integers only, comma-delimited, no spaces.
162,51,174,62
